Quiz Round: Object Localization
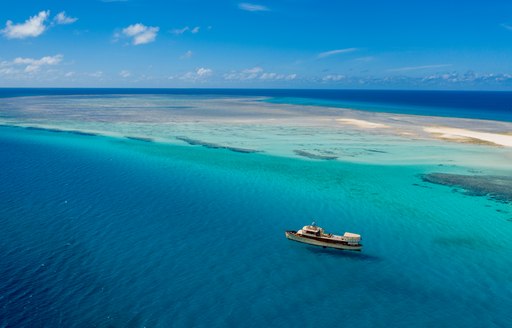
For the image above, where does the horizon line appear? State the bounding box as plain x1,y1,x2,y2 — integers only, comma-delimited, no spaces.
0,87,511,92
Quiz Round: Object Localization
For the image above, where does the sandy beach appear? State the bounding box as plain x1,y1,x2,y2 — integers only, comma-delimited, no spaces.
336,118,389,129
424,127,512,147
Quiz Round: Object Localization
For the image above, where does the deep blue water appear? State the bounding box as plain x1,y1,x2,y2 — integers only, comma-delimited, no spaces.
1,88,511,122
1,125,511,327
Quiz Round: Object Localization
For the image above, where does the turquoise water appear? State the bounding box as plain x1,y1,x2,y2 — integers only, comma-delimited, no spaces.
1,125,511,327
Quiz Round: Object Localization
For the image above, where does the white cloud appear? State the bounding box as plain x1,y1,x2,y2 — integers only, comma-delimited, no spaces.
0,55,63,78
88,71,104,78
196,67,213,77
260,73,297,80
387,64,452,72
24,65,40,73
223,72,240,80
317,48,358,59
171,26,200,35
225,66,265,79
259,72,277,80
171,26,189,35
0,67,17,75
1,10,50,39
411,71,512,86
180,67,213,82
239,3,269,12
123,24,147,36
322,74,345,82
307,70,512,87
122,23,159,45
119,70,131,78
224,67,296,81
12,54,63,73
501,23,512,31
243,66,263,74
54,12,78,25
224,67,260,80
180,50,193,59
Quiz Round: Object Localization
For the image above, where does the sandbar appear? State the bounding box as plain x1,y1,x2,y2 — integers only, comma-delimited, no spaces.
424,127,512,147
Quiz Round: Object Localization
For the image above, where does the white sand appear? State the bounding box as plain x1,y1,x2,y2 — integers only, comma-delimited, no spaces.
336,118,389,129
424,127,512,147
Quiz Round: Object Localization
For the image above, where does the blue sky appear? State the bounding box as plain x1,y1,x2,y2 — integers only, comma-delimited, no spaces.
1,0,512,89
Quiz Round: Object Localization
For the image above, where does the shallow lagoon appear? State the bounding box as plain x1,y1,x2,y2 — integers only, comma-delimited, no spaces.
1,94,511,169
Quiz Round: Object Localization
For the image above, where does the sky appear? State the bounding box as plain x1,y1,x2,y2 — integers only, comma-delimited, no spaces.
1,0,512,89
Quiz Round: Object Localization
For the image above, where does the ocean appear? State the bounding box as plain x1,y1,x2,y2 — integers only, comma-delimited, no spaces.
0,89,511,327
